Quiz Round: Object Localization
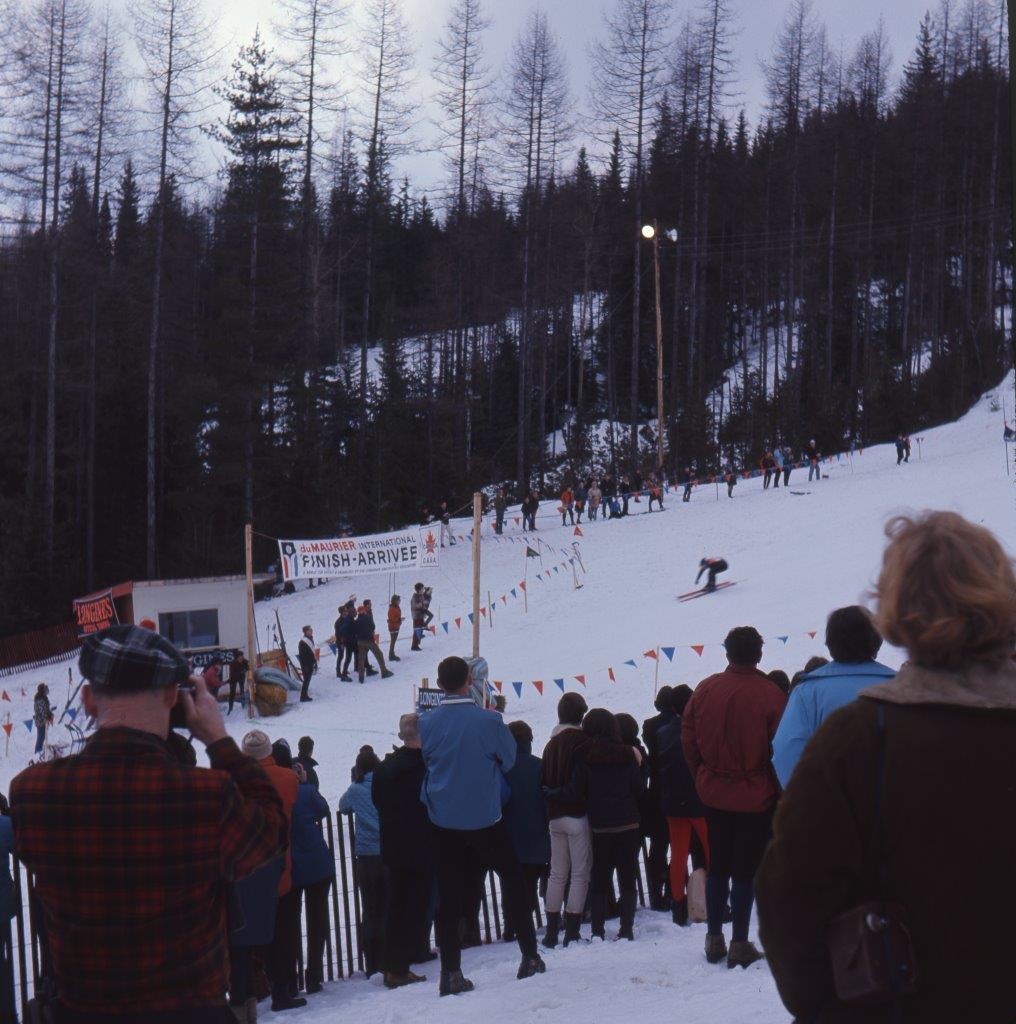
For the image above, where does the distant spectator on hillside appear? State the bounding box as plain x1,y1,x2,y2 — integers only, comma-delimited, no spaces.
772,606,894,788
11,626,286,1021
32,684,53,756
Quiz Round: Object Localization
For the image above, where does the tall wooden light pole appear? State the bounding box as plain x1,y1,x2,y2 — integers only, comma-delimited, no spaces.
643,223,666,472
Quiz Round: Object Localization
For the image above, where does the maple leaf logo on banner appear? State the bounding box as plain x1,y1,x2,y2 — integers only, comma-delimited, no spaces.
424,531,438,555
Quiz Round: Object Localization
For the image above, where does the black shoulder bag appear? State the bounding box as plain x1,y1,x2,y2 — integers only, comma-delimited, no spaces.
827,704,920,1005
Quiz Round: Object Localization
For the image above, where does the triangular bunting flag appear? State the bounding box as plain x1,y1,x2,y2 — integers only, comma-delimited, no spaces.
429,626,437,634
479,607,487,617
607,667,616,683
467,613,474,625
554,678,565,691
510,588,517,598
501,594,507,604
574,675,586,686
536,574,543,581
573,526,583,536
661,646,675,662
512,682,523,698
526,546,540,558
691,645,705,657
624,659,637,668
807,630,817,639
1,723,10,737
67,708,78,721
1,692,9,702
777,636,789,644
24,720,32,732
493,680,503,693
533,680,544,695
519,581,527,591
643,649,658,659
514,517,521,525
553,566,559,574
442,622,449,633
455,617,462,629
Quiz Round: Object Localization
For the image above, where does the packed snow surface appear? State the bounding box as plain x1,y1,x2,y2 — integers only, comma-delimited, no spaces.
5,375,1015,1023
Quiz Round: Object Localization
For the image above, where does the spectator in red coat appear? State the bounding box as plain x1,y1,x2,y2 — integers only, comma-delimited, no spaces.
682,626,787,970
201,657,224,697
10,625,286,1023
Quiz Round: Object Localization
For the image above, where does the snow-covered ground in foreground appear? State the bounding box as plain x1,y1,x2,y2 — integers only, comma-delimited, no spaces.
4,374,1016,1023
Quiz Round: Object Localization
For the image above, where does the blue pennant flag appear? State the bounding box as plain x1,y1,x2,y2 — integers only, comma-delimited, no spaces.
67,707,78,721
553,566,559,574
554,678,565,692
467,613,474,624
511,588,517,598
777,635,789,644
661,646,676,662
624,659,637,668
512,682,524,698
24,720,32,732
442,622,449,633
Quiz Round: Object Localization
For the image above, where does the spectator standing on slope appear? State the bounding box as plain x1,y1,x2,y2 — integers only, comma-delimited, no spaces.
772,606,894,788
227,651,249,715
641,686,677,911
202,657,224,700
420,656,545,995
372,714,434,989
724,466,737,499
294,735,320,788
574,481,588,523
501,721,551,943
587,480,602,521
356,603,393,682
806,440,822,482
297,626,317,703
546,709,644,942
679,466,694,503
600,474,615,519
773,448,784,488
410,583,432,652
438,500,455,547
32,684,53,756
647,474,665,512
10,624,287,1024
290,762,333,995
560,485,575,526
757,511,1016,1023
761,451,777,490
340,748,387,978
540,692,591,949
521,491,539,532
387,595,403,662
494,488,507,535
682,626,786,969
337,605,357,680
657,685,708,926
782,447,793,487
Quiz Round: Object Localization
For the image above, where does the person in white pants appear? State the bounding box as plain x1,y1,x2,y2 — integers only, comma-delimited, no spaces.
540,693,593,948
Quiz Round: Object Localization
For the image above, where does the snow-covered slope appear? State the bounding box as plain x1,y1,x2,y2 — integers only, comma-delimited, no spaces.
5,374,1015,1023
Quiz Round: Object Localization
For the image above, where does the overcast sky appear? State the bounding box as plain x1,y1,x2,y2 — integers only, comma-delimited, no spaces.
134,0,940,199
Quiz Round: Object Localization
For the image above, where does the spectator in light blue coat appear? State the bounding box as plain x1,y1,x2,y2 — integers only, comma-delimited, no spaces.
772,606,895,788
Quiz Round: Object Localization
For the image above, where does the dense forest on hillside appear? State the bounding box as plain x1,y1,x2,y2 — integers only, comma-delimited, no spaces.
0,0,1011,634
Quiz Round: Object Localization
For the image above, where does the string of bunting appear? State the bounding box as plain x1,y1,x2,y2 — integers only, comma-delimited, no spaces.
490,629,823,698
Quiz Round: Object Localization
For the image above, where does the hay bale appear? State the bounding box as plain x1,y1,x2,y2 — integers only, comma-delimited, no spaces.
255,681,288,717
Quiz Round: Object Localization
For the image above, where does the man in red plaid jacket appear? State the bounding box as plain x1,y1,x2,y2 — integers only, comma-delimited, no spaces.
11,625,287,1024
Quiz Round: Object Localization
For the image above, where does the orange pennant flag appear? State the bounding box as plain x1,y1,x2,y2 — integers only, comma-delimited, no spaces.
480,607,487,618
573,526,583,537
519,581,527,591
1,692,9,703
533,680,544,695
1,723,10,737
643,649,657,659
455,617,461,629
574,675,586,686
807,630,817,639
493,680,503,692
691,645,705,657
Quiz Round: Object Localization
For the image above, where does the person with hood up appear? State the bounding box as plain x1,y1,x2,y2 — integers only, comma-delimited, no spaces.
540,693,591,948
546,709,644,941
340,747,387,978
772,605,895,788
290,762,333,995
657,685,708,926
682,628,785,970
641,686,677,911
500,721,551,944
757,511,1016,1023
372,714,435,989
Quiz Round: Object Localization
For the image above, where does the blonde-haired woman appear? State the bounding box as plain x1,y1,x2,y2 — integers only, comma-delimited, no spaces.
756,511,1016,1023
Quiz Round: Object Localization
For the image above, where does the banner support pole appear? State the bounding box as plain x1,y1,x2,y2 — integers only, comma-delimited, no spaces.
245,524,256,719
472,493,482,659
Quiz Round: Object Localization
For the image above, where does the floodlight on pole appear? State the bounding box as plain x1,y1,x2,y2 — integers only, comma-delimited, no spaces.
641,223,655,239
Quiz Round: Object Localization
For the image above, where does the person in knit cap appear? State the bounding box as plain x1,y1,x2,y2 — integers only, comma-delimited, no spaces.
10,624,286,1023
242,729,303,1012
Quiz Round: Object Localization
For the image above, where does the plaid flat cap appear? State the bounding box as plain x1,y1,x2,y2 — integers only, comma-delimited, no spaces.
79,624,191,692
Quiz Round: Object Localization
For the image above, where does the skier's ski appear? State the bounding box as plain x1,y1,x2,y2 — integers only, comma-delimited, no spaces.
677,581,737,602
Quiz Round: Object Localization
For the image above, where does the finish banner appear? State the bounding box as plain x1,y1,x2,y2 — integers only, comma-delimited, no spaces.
73,589,119,637
278,526,440,581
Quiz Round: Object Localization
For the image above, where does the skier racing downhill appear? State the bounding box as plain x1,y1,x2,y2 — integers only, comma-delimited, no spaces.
695,556,729,594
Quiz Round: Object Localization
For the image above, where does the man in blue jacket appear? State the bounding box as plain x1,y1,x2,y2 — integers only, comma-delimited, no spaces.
419,656,546,996
772,606,895,787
